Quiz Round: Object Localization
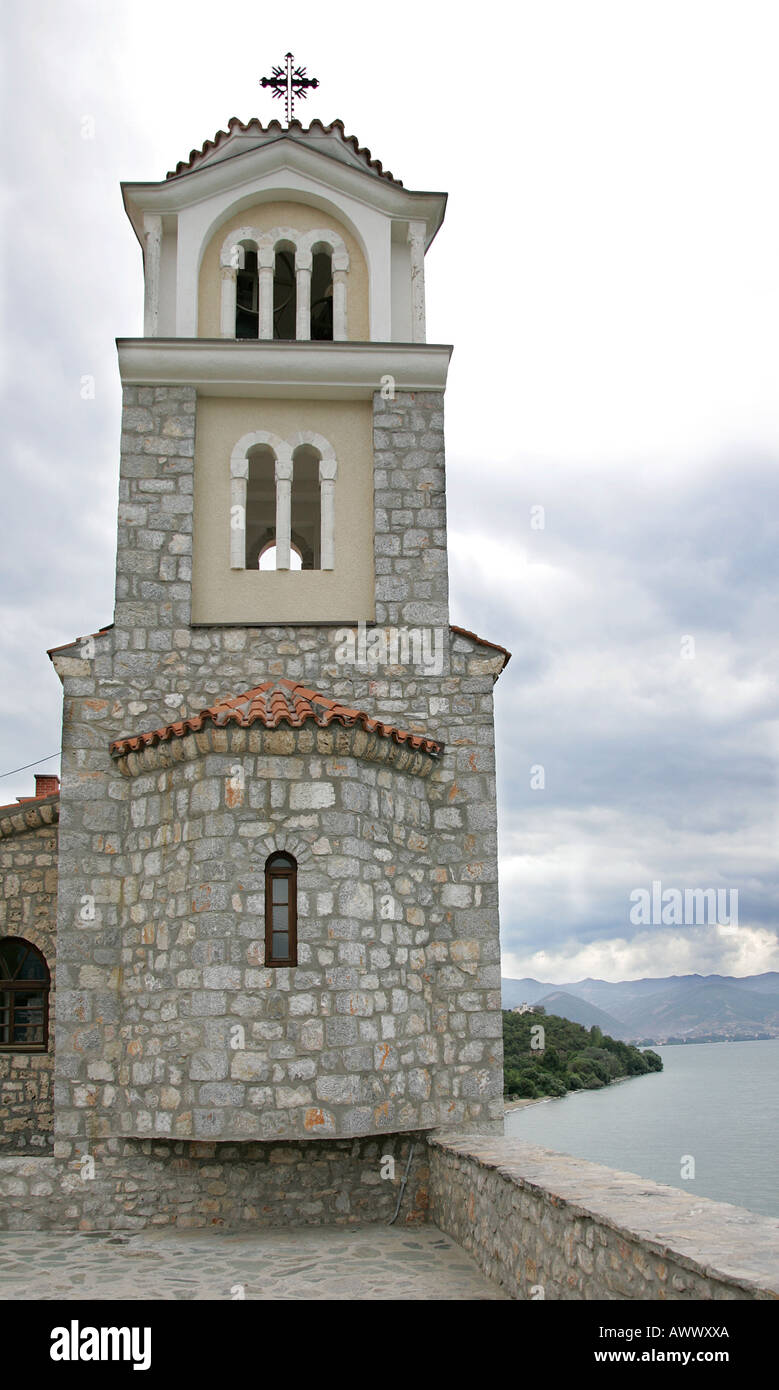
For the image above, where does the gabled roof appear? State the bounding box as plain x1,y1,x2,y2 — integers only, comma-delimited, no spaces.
166,117,403,186
110,678,443,759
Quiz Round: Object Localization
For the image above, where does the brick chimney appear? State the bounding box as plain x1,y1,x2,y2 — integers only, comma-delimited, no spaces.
34,774,60,798
15,774,60,804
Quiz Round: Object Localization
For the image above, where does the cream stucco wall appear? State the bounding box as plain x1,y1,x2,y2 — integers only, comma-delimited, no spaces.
198,201,370,340
191,397,375,624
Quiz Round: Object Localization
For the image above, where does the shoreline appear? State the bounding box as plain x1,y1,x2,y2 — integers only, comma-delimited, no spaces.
503,1072,642,1113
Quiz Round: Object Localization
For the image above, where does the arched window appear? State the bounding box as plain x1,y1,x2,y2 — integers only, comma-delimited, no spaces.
310,249,333,341
235,248,259,339
273,245,297,340
265,853,297,966
0,938,50,1052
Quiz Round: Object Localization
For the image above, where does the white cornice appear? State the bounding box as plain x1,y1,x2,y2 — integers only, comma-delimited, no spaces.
121,140,447,251
116,340,452,398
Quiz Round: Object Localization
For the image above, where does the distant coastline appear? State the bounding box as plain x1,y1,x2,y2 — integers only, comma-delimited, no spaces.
649,1034,778,1046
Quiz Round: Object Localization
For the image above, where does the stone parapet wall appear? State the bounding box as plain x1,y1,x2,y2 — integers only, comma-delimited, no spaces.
0,816,58,1153
428,1135,779,1300
0,1133,429,1232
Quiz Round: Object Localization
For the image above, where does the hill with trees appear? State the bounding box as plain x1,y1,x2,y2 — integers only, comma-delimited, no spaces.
503,1009,663,1099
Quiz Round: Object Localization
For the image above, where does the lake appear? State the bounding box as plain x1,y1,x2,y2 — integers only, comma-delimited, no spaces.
504,1037,779,1219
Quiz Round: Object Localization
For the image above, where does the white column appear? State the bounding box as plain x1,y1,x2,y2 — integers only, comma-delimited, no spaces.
319,459,337,569
143,215,162,337
230,457,248,569
275,458,293,570
295,250,312,340
220,265,238,338
332,251,349,341
407,221,427,344
258,248,275,340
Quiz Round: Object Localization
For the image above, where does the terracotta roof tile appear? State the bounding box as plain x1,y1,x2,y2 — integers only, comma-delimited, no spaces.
110,678,442,759
166,117,403,186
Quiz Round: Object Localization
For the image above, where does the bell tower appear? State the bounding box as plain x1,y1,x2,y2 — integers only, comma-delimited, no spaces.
48,88,510,1208
120,110,451,629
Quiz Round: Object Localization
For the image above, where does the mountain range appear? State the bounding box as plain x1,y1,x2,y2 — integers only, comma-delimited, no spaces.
501,972,779,1043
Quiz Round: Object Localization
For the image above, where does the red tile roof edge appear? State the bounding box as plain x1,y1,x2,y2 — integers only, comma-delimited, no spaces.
110,678,442,760
450,625,512,670
0,793,60,836
166,117,403,186
47,625,113,659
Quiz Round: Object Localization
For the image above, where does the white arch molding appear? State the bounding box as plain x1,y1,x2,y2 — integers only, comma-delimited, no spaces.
219,226,350,341
229,431,338,572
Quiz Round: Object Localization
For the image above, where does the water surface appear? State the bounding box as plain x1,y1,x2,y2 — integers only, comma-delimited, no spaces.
505,1038,779,1218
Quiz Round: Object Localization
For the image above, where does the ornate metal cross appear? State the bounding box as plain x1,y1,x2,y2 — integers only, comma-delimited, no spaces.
260,52,319,124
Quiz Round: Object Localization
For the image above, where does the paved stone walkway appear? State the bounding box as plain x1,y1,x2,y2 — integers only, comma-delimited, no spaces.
0,1224,506,1300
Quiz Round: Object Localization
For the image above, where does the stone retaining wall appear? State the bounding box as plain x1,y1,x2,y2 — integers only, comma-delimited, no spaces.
0,1132,429,1232
428,1134,779,1300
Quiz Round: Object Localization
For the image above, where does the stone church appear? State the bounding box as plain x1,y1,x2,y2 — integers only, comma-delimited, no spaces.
0,112,510,1228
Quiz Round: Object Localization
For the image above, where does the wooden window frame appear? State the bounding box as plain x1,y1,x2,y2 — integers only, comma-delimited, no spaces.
264,852,297,967
0,937,50,1053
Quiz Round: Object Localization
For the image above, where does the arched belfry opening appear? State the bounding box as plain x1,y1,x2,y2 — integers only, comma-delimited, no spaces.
290,444,322,569
235,247,259,338
310,248,334,340
273,244,297,339
245,444,276,568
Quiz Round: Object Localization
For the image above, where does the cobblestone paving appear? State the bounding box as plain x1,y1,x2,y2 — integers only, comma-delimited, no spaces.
0,1224,507,1300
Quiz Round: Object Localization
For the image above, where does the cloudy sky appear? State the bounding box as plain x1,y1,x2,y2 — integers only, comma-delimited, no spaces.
2,0,778,981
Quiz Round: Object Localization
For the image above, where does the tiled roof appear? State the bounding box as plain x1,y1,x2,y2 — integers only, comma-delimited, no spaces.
166,117,403,186
450,625,512,671
110,678,442,758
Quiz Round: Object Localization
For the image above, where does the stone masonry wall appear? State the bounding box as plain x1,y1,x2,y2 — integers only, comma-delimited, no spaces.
0,809,58,1154
46,384,505,1202
428,1135,779,1300
110,740,439,1142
